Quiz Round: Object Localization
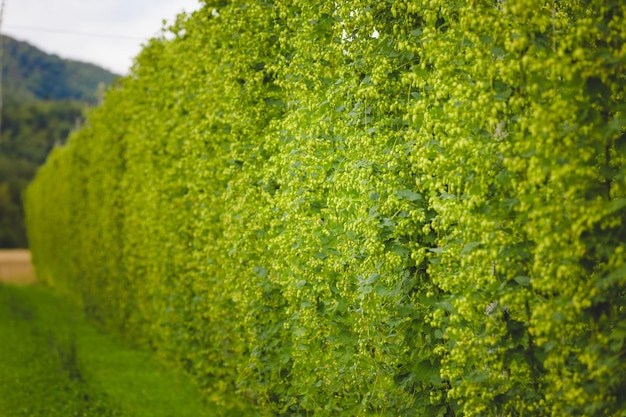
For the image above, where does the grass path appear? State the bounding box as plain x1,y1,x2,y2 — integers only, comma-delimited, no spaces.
0,283,225,417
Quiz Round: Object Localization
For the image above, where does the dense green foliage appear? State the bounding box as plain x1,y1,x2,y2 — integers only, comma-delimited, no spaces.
0,35,119,248
0,283,218,417
26,1,626,415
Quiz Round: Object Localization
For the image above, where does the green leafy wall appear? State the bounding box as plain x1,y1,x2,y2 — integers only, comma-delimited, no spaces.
25,1,626,415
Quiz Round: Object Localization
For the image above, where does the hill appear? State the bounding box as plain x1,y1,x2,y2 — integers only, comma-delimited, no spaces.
0,35,120,248
2,35,119,105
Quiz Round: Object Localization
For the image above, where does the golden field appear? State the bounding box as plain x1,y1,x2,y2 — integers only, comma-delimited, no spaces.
0,250,36,285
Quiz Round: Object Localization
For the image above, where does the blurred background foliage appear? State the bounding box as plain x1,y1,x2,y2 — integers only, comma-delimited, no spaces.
0,35,118,247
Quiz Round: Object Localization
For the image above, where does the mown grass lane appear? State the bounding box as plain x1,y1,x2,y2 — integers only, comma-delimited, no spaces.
0,283,222,417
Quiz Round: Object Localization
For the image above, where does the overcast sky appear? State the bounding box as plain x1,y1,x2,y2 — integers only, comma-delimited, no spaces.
2,0,202,75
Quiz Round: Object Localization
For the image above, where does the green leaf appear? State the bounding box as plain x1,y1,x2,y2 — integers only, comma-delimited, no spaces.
365,273,380,285
460,241,481,255
390,242,411,258
605,198,626,216
254,266,268,278
494,80,512,102
396,189,423,202
375,283,391,296
513,276,531,287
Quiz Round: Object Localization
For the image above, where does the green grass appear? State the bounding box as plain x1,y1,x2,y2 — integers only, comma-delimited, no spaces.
0,283,226,417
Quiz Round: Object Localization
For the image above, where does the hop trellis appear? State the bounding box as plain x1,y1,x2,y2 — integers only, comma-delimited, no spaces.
26,1,626,416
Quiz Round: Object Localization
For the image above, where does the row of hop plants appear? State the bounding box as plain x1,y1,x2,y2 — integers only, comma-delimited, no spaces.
26,0,626,415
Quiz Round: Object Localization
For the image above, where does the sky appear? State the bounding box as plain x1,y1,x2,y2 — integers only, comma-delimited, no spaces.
2,0,203,75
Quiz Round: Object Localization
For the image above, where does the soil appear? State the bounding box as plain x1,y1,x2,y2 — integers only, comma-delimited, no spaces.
0,250,36,285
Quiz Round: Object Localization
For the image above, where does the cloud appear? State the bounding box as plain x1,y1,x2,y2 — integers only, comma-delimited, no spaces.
3,0,201,74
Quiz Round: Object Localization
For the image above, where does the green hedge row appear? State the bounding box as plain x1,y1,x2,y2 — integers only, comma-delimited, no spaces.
26,1,626,415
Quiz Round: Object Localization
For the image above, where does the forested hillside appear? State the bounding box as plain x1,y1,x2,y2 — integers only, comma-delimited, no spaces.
2,35,117,105
0,35,119,247
26,1,626,416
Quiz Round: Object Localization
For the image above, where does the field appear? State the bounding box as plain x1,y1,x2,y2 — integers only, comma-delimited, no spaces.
0,250,36,285
0,251,228,417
